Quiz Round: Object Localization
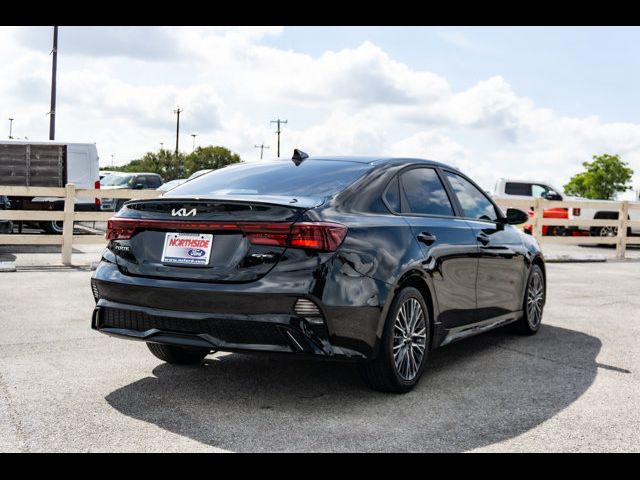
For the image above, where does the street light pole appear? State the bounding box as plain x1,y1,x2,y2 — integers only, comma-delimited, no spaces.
49,26,58,141
173,107,183,154
191,134,197,152
8,118,13,139
270,118,288,157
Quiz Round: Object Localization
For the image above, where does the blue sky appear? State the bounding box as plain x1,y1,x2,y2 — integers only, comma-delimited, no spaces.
2,26,640,191
265,26,640,123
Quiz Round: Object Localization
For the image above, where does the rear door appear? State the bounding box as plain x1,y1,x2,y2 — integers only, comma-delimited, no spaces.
398,167,478,328
443,170,527,321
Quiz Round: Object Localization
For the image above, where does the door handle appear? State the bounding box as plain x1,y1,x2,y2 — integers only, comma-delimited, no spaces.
476,233,491,246
417,232,437,245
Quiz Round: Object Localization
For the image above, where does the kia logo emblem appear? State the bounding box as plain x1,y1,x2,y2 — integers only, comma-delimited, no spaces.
171,208,197,217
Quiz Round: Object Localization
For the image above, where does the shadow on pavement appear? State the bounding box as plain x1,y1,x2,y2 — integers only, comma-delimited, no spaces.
105,325,600,452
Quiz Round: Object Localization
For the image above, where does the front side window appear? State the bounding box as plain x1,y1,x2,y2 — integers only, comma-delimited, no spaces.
532,184,551,198
445,171,499,222
400,168,454,216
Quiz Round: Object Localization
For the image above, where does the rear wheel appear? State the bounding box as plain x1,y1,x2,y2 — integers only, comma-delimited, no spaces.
359,287,430,393
146,342,211,365
509,264,545,335
42,220,65,234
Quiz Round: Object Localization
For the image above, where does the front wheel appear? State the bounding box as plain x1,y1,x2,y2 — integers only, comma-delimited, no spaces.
509,264,545,335
146,342,211,365
359,287,430,393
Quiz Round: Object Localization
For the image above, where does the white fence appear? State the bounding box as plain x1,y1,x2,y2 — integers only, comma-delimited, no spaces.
1,185,639,264
494,198,640,260
0,184,161,264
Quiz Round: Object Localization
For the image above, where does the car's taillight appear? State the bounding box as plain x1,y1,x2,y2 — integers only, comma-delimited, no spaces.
573,208,581,216
288,222,347,251
106,218,347,251
94,180,101,206
106,219,137,240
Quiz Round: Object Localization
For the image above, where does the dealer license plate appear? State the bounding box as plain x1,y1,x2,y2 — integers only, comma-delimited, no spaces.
161,232,213,266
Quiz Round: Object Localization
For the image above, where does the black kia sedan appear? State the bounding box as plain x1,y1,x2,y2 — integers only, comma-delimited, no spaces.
91,153,545,392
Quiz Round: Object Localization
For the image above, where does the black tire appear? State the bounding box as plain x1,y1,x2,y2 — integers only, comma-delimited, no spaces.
358,286,431,393
146,342,211,365
42,220,65,234
509,264,545,335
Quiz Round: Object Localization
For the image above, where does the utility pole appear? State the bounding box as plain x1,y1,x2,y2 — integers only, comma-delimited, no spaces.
49,26,58,140
191,134,197,152
173,107,183,154
160,142,164,150
111,154,114,167
270,118,287,157
8,118,13,139
254,143,270,160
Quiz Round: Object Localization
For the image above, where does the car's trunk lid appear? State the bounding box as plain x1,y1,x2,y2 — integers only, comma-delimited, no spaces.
109,196,322,283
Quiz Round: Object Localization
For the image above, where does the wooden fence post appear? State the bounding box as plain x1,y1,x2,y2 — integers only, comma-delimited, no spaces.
616,201,629,260
533,198,543,243
61,183,76,265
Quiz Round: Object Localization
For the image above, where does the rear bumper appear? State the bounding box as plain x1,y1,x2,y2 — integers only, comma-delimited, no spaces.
91,260,383,360
92,299,340,358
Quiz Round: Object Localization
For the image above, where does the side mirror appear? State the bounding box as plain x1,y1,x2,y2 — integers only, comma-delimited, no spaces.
541,190,562,201
504,208,530,225
134,183,144,190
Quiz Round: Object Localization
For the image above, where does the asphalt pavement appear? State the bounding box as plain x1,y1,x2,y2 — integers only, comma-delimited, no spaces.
0,256,638,451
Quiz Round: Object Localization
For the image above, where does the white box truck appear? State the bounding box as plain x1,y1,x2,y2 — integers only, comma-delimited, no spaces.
0,141,101,233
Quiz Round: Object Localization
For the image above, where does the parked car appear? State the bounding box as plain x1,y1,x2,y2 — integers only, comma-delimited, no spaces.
100,172,163,212
0,195,12,234
91,153,545,393
157,178,187,192
493,178,640,237
99,170,120,181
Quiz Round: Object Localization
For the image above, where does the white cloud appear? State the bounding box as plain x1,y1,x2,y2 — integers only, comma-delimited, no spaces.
2,26,640,190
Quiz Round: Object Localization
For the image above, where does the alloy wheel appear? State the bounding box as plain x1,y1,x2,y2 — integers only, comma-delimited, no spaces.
393,297,427,381
599,226,618,237
526,270,544,329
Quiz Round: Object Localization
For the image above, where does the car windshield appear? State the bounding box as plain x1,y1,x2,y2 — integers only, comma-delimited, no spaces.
102,174,135,186
167,160,372,198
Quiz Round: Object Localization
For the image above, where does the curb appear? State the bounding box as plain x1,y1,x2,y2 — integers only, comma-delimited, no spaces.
545,255,607,263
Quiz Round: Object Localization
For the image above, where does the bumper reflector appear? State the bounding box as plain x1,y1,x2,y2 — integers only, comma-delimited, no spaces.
294,298,324,325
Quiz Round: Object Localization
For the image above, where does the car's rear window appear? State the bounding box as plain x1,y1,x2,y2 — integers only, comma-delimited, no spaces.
167,160,372,198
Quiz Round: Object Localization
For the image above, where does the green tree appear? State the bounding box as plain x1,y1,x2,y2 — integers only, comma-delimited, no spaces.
563,154,634,200
185,146,241,177
108,149,187,181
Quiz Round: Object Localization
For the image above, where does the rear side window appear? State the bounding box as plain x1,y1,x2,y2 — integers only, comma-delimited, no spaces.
505,182,532,196
445,171,499,222
167,160,372,199
400,168,454,216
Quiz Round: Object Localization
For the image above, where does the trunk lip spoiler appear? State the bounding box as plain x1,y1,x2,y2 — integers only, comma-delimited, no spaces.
148,194,324,209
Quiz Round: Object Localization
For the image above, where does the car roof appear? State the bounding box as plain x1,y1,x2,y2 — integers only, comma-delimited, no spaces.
273,156,457,169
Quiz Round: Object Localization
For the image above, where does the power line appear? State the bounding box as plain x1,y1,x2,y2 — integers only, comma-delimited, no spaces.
173,107,183,154
254,143,270,160
270,118,287,157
